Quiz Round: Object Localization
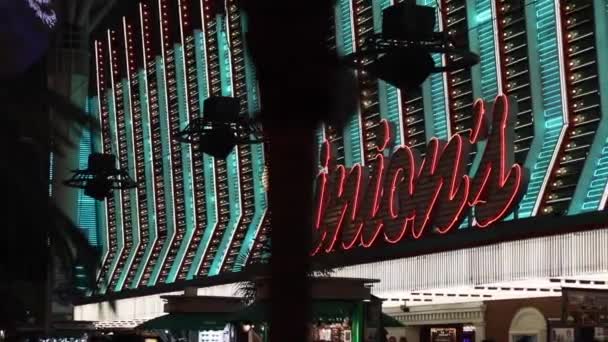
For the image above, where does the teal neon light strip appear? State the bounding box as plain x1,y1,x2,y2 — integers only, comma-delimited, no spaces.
90,96,109,286
131,70,158,288
475,0,498,100
187,30,217,279
188,153,218,279
517,0,565,217
148,57,176,286
421,0,448,141
375,0,403,148
209,149,241,276
336,0,363,165
115,79,141,291
102,91,124,294
167,44,196,283
234,14,268,271
570,0,608,213
77,98,99,247
209,18,242,276
195,31,209,111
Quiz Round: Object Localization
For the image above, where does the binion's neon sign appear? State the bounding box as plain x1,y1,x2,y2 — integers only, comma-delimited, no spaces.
312,94,529,255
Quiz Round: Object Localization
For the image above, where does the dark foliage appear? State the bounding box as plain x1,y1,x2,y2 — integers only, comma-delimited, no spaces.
0,59,100,329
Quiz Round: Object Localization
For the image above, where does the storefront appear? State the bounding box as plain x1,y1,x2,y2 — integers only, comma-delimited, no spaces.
382,291,608,342
233,277,398,342
137,293,244,342
383,302,486,342
546,288,608,342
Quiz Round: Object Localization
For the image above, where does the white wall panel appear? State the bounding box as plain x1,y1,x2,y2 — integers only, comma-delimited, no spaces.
336,228,608,293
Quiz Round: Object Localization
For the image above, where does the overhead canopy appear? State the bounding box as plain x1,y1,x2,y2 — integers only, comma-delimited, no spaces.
138,313,232,331
233,301,357,323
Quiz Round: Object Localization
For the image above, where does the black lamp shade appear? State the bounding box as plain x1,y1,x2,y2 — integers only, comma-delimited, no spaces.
369,47,434,91
382,1,436,41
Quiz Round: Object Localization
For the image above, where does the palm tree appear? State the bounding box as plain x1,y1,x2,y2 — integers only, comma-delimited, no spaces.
0,0,107,334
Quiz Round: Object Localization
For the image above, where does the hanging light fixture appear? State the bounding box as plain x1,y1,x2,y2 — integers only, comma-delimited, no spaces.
63,153,137,201
176,96,265,159
343,0,479,91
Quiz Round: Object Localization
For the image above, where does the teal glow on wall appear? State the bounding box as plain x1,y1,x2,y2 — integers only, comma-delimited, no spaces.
77,98,99,247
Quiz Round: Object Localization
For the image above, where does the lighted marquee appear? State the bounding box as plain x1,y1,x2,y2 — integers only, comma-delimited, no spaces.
312,94,529,254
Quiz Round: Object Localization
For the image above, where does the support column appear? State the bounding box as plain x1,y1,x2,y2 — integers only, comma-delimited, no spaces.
404,326,421,342
474,323,486,342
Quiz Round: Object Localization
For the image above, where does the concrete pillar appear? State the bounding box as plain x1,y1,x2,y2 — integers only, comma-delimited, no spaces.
474,323,486,342
404,326,421,342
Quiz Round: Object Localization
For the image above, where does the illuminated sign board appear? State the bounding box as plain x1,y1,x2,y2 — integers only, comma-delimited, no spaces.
312,94,529,255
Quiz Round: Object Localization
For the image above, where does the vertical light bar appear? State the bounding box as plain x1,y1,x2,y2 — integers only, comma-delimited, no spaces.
115,16,142,291
93,41,111,288
422,0,449,141
208,11,243,276
374,0,404,148
104,29,126,292
188,0,219,278
149,0,177,285
531,0,570,216
132,2,159,288
337,0,364,166
167,0,198,282
517,0,567,217
572,0,608,212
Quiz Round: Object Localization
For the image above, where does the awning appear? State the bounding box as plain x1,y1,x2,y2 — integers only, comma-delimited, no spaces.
382,313,405,327
233,301,356,323
138,313,231,331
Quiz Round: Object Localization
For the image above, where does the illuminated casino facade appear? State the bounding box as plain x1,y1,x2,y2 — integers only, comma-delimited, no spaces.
79,0,608,308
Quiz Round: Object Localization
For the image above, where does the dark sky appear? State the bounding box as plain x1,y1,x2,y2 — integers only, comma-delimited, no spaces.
0,0,55,78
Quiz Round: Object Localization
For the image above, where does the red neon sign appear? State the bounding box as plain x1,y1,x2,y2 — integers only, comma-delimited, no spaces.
312,94,529,255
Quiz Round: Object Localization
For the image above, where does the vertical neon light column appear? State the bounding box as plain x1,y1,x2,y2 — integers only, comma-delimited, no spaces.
115,17,148,291
194,1,234,277
106,28,135,292
93,38,119,294
135,0,170,288
77,98,99,247
233,11,269,272
206,6,242,276
517,0,568,218
323,6,347,164
421,0,449,143
188,0,222,279
121,13,155,290
336,0,364,166
536,0,602,216
569,0,608,213
374,0,405,148
351,0,385,165
171,0,209,282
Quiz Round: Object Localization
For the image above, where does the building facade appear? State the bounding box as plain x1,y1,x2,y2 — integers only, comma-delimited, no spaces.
77,0,608,338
